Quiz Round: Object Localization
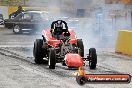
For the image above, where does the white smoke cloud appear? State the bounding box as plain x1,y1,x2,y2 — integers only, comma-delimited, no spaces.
33,0,132,51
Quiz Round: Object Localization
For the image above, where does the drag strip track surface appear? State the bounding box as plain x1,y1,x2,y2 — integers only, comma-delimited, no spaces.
0,29,132,88
0,47,132,88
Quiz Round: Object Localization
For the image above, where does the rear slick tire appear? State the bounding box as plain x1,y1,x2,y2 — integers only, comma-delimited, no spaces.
48,48,56,69
33,39,44,64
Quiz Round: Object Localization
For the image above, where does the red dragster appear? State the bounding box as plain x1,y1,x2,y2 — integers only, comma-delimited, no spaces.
33,20,97,69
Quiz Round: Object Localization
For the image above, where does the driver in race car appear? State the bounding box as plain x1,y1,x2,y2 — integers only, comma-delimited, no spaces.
50,20,70,40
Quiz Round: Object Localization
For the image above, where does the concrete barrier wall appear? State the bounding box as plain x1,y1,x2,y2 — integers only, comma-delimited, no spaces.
115,30,132,56
0,6,8,19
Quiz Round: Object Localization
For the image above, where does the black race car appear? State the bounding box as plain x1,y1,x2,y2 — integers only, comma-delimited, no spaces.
4,11,52,34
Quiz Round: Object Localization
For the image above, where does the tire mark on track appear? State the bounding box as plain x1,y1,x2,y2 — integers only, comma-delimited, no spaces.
0,47,123,75
0,48,35,63
0,48,90,88
0,47,126,87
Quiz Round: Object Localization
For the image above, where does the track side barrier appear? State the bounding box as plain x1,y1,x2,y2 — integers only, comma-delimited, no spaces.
115,30,132,56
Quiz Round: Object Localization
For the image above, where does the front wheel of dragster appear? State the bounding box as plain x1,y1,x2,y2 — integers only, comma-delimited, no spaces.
77,39,84,57
76,75,87,85
33,39,46,64
48,48,56,69
89,48,97,69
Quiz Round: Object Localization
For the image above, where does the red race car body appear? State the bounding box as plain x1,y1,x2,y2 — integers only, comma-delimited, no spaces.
65,53,84,67
42,29,77,48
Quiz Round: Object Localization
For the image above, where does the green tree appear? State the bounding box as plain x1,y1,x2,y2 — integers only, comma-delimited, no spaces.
1,0,28,6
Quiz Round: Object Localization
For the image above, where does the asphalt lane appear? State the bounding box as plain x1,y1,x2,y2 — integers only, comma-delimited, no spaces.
0,28,38,47
0,27,132,88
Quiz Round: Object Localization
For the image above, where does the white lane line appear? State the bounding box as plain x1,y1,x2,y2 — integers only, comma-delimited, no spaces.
0,42,33,44
0,45,33,47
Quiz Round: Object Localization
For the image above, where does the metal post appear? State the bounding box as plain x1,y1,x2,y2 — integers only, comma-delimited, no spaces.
97,14,102,39
131,12,132,28
23,0,25,6
99,16,101,38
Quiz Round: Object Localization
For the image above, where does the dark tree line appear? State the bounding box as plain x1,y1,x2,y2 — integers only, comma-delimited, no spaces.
0,0,28,6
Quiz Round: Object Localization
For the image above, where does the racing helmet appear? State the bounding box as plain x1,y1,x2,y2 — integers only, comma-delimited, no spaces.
51,20,69,35
54,20,63,34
